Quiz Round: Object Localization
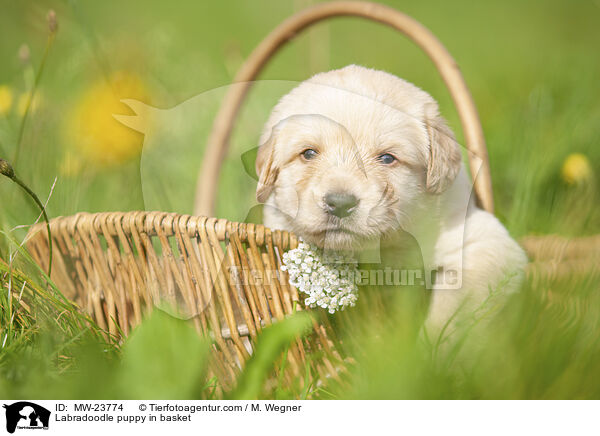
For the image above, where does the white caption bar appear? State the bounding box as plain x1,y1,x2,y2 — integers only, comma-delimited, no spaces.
1,400,597,435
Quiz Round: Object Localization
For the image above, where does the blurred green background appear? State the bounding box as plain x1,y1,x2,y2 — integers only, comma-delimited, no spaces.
1,0,598,232
0,0,599,399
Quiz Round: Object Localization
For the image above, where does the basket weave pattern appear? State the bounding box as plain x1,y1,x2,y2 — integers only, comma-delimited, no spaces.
28,212,343,393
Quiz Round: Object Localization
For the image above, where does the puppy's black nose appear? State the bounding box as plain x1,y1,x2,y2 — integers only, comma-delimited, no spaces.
324,192,359,218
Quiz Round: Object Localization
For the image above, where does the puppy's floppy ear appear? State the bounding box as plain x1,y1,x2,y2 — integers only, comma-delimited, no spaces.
255,134,279,203
424,106,462,194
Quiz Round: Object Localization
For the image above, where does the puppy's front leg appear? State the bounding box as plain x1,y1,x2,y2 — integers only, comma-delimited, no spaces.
425,209,528,343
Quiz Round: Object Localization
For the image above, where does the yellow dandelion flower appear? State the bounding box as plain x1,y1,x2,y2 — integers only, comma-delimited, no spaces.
0,85,13,116
561,153,593,185
68,71,149,166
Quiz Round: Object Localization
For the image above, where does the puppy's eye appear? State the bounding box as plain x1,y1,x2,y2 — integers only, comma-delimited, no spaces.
300,149,318,161
377,153,397,165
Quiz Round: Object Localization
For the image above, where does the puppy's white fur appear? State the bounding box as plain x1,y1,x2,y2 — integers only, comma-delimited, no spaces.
256,65,527,330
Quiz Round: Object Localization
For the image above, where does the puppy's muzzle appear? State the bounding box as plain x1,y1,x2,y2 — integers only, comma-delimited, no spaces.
323,191,359,218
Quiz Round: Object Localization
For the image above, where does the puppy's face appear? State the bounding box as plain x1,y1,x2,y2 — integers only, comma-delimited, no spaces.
256,66,461,250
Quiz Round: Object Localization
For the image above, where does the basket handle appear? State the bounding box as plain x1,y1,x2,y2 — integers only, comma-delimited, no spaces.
194,1,493,216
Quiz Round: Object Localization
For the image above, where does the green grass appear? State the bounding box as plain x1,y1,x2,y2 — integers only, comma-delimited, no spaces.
0,0,599,399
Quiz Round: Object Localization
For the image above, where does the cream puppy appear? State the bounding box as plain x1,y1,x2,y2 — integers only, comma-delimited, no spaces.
255,65,527,330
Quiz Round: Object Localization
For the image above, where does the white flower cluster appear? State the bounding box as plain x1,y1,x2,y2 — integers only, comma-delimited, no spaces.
281,239,359,314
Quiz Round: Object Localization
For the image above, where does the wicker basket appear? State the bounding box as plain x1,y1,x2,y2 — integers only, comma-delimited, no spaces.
26,1,598,395
27,212,346,395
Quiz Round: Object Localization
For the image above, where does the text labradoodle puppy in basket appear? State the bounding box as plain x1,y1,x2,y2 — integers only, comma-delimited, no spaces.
255,65,527,331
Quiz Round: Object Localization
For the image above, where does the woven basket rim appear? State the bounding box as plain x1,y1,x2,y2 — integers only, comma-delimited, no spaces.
30,211,298,249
